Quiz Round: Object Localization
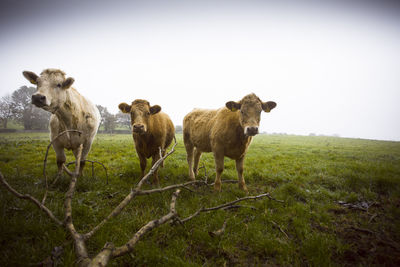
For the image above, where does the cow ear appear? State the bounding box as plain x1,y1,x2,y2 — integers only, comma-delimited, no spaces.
118,103,131,113
262,101,277,112
149,105,161,115
23,71,39,85
62,77,74,89
226,101,241,112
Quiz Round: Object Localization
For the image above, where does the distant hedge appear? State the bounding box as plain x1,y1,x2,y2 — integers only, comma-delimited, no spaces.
0,129,17,133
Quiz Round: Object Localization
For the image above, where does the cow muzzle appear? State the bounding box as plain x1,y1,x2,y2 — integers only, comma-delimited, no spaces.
244,126,259,136
31,94,47,107
133,124,146,134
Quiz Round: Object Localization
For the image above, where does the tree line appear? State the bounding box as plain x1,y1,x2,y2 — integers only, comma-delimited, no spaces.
0,86,130,132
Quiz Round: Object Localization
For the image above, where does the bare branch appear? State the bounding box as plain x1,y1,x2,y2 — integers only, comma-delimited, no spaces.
66,160,109,184
271,220,290,239
222,205,257,211
209,219,228,237
198,163,209,184
84,139,179,240
83,189,138,240
112,189,181,258
136,137,177,190
136,180,206,195
202,193,283,211
0,171,63,226
178,209,202,224
84,180,204,240
62,164,75,177
63,145,90,263
88,242,115,267
179,192,283,223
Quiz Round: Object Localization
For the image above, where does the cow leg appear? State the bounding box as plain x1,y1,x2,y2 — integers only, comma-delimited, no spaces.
236,157,248,192
193,148,202,176
78,141,93,177
185,142,195,180
151,154,160,186
138,153,147,178
53,143,66,179
213,151,224,191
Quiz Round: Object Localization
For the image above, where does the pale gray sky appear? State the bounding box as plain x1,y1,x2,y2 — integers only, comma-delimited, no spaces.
1,0,400,141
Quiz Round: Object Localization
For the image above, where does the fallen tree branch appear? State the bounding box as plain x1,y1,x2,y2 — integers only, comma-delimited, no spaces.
111,189,181,258
179,192,283,223
66,160,109,184
83,138,178,240
209,219,228,237
136,136,177,190
135,180,206,195
271,220,290,239
198,164,209,184
63,144,91,265
0,171,63,226
89,242,115,267
222,205,257,211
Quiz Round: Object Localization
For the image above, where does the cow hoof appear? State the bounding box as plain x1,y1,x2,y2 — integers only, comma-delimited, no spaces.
239,184,248,193
214,183,222,192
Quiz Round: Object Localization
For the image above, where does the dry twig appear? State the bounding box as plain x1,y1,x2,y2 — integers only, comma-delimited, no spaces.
179,192,284,224
0,171,63,226
66,160,109,184
111,189,181,258
209,219,228,237
271,220,290,239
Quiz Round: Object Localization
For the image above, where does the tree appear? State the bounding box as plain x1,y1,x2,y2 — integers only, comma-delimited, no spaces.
97,105,116,133
175,125,182,134
0,94,13,128
115,111,131,129
11,86,50,130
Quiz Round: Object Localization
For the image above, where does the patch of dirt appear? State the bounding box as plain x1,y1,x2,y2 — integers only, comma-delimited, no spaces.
331,203,400,266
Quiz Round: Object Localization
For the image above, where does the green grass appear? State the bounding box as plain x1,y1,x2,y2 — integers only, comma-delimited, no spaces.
0,133,400,266
0,120,24,130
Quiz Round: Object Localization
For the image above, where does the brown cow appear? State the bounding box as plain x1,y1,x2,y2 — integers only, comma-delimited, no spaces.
183,93,276,192
119,99,175,185
23,69,100,177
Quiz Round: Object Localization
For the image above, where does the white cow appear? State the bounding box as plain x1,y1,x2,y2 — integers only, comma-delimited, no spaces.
23,68,100,176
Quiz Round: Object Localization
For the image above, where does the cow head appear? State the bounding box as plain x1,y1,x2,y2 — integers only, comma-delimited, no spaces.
226,93,276,136
118,99,161,134
23,69,74,113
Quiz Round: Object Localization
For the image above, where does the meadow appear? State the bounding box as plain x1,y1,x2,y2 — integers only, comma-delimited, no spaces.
0,132,399,266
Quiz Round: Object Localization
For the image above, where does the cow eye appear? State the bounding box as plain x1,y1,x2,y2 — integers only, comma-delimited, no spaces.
57,83,62,88
147,111,150,116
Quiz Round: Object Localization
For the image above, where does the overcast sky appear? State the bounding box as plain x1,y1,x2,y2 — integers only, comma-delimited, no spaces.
1,0,399,141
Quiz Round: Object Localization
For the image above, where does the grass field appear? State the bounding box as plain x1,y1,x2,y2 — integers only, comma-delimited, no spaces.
0,133,399,266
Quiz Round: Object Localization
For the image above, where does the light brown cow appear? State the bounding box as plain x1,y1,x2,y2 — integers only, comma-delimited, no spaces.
119,99,175,185
183,93,276,192
23,69,100,177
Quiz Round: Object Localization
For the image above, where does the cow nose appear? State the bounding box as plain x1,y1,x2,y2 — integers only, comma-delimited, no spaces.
31,94,46,107
246,126,259,136
133,124,145,132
